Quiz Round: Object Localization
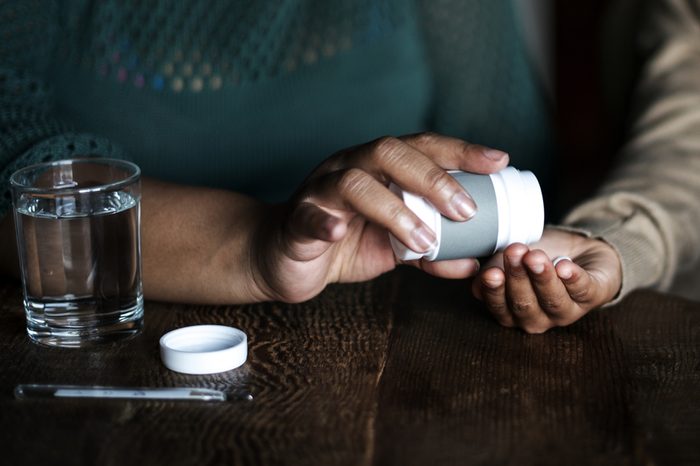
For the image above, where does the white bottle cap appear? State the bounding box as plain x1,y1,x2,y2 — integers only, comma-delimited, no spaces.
159,325,248,375
388,183,441,261
489,168,544,249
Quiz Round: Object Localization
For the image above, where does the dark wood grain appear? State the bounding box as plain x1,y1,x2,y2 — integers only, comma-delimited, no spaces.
375,270,631,466
1,268,699,466
0,275,397,466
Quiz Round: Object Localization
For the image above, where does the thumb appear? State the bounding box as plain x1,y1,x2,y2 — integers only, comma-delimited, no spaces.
282,202,348,261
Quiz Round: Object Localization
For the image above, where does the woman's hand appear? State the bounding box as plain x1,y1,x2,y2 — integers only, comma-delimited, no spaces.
472,228,622,333
251,133,510,303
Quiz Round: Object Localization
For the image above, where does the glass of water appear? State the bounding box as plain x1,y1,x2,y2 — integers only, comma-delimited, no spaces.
10,158,143,347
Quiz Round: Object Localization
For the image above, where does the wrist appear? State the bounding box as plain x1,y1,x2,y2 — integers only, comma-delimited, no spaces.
592,237,624,304
233,202,278,303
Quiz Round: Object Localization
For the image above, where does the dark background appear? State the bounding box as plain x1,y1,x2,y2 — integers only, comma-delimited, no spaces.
555,0,644,214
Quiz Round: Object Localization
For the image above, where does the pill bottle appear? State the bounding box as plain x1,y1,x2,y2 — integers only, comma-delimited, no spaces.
390,167,544,261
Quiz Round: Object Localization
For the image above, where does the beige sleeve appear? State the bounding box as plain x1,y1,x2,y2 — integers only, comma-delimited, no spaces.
563,0,700,299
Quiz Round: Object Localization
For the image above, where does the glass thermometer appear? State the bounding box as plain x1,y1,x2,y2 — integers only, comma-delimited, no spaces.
14,384,229,402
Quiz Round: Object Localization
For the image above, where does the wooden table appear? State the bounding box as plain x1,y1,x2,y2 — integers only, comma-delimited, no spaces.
1,268,699,466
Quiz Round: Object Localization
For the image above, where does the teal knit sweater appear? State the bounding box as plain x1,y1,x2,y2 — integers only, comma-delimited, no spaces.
0,0,551,213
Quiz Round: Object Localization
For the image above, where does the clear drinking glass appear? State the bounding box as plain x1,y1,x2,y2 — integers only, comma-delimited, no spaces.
10,158,143,347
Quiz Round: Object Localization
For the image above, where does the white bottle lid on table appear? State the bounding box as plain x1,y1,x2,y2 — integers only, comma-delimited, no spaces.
160,325,248,375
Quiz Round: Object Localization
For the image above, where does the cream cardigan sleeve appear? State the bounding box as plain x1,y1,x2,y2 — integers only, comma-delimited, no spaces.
562,0,700,299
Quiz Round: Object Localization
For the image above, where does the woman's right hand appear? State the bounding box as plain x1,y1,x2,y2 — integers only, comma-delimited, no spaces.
250,132,510,303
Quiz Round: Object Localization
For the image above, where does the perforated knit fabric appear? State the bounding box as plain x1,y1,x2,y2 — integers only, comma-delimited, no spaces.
0,0,551,215
56,0,410,90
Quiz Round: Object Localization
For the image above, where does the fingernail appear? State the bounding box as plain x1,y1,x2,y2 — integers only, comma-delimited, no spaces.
529,262,545,274
321,214,342,239
557,266,573,280
484,277,502,288
553,256,573,279
451,191,477,219
411,225,437,252
484,149,508,161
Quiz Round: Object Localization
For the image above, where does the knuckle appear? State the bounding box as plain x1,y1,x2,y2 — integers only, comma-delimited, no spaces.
410,131,439,147
458,140,478,157
511,300,536,315
384,200,408,225
569,287,590,302
370,136,403,164
337,168,369,197
540,295,566,312
424,168,454,195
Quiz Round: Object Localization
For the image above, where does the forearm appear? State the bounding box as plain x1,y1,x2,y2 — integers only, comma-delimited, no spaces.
140,178,269,304
0,177,272,303
563,0,700,297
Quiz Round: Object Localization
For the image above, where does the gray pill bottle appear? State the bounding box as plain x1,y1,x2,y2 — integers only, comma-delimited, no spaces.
390,167,544,261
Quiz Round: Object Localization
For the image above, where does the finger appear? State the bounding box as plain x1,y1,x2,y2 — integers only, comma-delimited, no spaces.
522,249,584,325
348,136,477,220
554,258,598,306
400,132,510,173
288,202,347,242
478,267,515,327
503,243,551,333
282,202,347,261
473,252,505,301
305,168,438,255
412,257,480,279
